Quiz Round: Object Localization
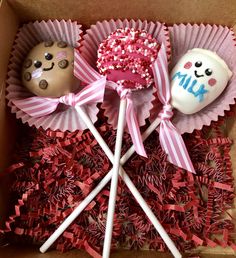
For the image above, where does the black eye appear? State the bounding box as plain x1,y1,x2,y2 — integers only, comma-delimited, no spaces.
34,60,42,68
205,68,212,76
45,53,53,60
195,61,202,67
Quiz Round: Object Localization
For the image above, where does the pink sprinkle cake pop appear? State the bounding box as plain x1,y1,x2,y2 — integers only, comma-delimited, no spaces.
97,28,160,90
96,28,162,258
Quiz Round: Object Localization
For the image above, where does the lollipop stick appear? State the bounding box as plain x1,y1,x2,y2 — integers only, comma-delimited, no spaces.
40,114,181,258
102,98,127,258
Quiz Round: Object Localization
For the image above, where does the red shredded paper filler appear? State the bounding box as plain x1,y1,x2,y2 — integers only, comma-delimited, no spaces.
0,111,235,256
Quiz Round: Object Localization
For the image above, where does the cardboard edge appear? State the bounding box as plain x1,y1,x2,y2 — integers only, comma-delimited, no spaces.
0,0,19,226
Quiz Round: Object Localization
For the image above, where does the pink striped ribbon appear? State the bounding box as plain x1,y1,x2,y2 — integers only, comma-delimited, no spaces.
13,51,106,118
152,44,195,173
106,81,147,158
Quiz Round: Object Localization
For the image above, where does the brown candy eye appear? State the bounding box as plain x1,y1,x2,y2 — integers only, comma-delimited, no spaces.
45,53,53,60
24,59,32,68
24,72,31,81
205,68,212,76
57,41,67,48
195,61,202,67
34,60,42,68
58,59,69,69
44,41,54,47
39,79,48,89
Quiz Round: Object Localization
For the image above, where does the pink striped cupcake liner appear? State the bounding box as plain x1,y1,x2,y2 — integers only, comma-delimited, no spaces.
151,24,236,134
6,20,100,132
80,19,169,129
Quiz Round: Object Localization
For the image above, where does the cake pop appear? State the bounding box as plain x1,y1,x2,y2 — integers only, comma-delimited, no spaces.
21,41,77,97
171,48,232,114
97,28,161,258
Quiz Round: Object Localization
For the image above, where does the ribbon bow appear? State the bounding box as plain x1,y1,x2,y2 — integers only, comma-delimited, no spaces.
13,51,106,118
106,81,147,158
152,44,195,173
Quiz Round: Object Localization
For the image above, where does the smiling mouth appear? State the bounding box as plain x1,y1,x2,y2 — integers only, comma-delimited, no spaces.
194,70,204,78
43,62,54,71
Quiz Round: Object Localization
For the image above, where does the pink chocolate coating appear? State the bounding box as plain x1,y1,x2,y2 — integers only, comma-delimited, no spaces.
97,28,160,91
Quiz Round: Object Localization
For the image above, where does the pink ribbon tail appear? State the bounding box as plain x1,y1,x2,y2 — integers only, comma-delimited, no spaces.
75,77,106,106
152,44,195,173
160,120,195,173
106,80,147,158
126,96,147,158
12,97,59,118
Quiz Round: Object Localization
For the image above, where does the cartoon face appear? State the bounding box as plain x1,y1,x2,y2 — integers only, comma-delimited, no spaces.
170,48,232,114
22,41,77,97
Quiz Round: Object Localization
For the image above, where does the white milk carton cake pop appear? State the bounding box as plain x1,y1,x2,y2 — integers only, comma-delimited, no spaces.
171,48,232,114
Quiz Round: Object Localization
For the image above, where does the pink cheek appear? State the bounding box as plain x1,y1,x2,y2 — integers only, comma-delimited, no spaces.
56,51,67,60
208,78,217,86
184,61,192,69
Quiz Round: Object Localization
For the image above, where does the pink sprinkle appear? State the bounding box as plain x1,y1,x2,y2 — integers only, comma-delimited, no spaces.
184,61,192,69
208,78,216,86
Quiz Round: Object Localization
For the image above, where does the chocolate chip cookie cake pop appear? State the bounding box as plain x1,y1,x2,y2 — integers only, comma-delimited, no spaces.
21,41,77,97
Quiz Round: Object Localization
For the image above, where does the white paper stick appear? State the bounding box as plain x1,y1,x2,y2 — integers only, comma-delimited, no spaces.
102,99,127,258
40,110,181,258
39,171,112,254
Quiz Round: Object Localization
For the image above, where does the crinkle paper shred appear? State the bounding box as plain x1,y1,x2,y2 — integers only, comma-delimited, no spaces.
0,110,235,257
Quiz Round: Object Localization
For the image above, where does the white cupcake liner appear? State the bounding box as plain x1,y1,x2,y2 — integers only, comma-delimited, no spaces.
151,23,236,134
6,20,100,132
80,19,169,129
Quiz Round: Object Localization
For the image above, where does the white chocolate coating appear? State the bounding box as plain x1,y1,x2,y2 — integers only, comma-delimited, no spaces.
170,48,232,114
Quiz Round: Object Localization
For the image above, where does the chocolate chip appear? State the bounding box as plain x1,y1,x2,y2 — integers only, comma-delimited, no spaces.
24,72,31,81
58,59,69,69
44,41,54,47
39,79,48,89
57,41,67,48
24,59,32,68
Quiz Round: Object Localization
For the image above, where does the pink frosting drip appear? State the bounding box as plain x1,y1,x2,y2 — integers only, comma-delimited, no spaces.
97,28,160,91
